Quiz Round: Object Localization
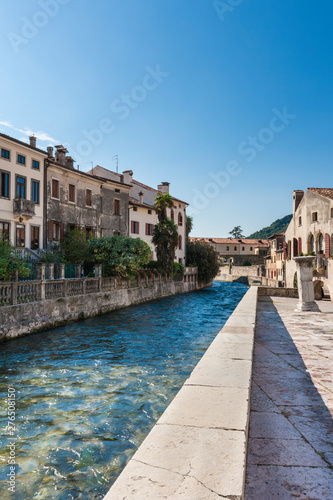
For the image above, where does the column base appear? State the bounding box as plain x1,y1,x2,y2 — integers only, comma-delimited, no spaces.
294,301,320,312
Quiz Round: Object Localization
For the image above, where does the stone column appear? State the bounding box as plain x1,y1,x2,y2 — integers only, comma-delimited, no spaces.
59,264,65,279
36,263,46,300
48,263,54,281
293,256,320,312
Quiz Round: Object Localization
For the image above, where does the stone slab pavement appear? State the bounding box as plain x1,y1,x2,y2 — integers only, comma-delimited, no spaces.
245,296,333,499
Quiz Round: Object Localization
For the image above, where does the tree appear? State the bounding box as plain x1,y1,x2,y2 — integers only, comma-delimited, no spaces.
61,227,90,264
153,193,179,273
88,236,151,277
0,237,30,281
186,215,193,238
229,226,244,238
186,239,220,284
152,219,179,273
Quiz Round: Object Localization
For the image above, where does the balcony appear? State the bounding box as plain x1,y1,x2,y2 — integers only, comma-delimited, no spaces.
13,198,36,218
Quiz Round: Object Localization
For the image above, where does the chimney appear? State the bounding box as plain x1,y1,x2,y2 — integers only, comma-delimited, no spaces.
158,181,170,194
29,136,36,148
66,156,74,169
139,191,144,204
122,170,133,185
293,190,304,215
47,146,53,158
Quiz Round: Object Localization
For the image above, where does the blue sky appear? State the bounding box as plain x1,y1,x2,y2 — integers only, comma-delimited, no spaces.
1,0,333,237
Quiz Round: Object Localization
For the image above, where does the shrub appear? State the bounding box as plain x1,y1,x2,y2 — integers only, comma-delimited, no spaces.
186,240,220,284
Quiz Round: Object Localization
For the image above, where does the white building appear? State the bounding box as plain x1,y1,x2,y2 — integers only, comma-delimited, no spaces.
88,166,188,264
0,134,47,250
284,188,333,298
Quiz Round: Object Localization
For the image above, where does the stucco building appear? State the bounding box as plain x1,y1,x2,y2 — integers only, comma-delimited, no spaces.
189,237,269,265
46,147,131,248
0,133,47,251
88,166,188,264
284,188,333,298
264,233,285,283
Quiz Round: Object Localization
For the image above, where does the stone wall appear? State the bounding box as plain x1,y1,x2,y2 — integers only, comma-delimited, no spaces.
232,265,260,277
0,280,200,342
258,286,299,298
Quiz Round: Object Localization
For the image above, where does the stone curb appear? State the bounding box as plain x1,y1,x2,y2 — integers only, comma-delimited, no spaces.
103,286,258,499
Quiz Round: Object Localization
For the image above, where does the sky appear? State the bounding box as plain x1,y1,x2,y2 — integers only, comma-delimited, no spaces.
1,0,333,237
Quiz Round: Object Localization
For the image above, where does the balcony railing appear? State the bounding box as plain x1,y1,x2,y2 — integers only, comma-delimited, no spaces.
13,198,36,217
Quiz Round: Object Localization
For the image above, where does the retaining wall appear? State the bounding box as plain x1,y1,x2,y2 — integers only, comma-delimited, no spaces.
0,280,200,342
104,286,258,499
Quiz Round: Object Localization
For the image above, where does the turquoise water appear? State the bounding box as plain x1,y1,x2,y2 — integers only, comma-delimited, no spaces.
0,281,248,499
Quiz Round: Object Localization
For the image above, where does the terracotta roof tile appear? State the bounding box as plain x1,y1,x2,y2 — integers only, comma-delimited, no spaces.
308,188,333,200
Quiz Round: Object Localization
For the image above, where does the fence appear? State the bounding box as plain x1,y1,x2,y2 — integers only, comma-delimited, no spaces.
0,265,196,307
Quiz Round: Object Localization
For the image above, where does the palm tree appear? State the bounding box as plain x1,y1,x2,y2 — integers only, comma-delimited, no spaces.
154,193,174,222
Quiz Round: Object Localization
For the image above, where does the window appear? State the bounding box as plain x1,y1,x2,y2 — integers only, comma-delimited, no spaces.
250,247,253,251
86,189,92,206
16,176,26,199
68,184,75,203
131,221,139,234
146,223,153,236
148,209,152,215
226,246,229,251
32,180,40,204
48,221,64,242
113,230,121,236
178,235,182,250
331,208,333,218
234,246,237,251
171,209,174,220
53,222,60,241
52,179,59,199
17,154,25,165
1,148,10,160
16,224,25,247
178,213,183,226
31,226,39,249
114,199,120,215
299,216,302,226
0,222,10,240
115,188,120,193
242,247,245,251
312,212,318,222
133,206,137,212
0,171,10,198
32,160,39,169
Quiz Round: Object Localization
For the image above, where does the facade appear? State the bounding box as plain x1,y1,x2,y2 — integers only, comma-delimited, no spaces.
46,147,131,248
0,133,47,250
265,233,285,282
88,166,188,264
284,188,333,297
189,237,269,261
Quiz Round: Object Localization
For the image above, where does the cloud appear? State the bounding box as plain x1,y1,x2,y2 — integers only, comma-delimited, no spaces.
0,120,58,144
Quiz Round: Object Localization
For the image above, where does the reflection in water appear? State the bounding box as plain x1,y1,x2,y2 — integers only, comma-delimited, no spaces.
0,282,247,499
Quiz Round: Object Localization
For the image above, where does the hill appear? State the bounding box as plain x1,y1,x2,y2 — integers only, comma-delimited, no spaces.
247,214,292,239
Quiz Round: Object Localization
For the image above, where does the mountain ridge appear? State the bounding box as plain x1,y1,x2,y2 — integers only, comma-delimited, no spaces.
247,214,292,239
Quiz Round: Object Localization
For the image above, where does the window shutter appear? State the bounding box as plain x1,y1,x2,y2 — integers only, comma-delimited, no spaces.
60,223,65,242
131,221,134,233
298,237,302,254
137,222,140,234
48,221,53,242
325,233,330,258
283,241,287,260
145,223,148,235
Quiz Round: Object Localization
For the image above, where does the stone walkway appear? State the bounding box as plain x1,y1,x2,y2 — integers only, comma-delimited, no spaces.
245,296,333,499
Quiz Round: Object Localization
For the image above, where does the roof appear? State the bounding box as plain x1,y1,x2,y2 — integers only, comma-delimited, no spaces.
308,188,333,200
268,232,285,239
132,179,188,205
0,132,48,155
129,196,156,210
189,237,269,247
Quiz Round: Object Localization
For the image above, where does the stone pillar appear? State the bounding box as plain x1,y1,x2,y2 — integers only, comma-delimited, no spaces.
76,265,82,279
293,256,320,312
36,263,46,281
59,264,65,279
48,263,54,281
94,265,102,278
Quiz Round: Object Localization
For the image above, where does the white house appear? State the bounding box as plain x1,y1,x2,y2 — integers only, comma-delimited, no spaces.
0,133,47,251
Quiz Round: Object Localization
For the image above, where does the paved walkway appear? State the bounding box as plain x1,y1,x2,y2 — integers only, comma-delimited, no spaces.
245,296,333,499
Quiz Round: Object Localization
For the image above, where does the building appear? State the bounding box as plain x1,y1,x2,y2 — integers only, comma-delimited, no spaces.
189,237,269,265
264,233,285,283
284,188,333,298
0,133,47,250
87,166,188,264
46,147,131,248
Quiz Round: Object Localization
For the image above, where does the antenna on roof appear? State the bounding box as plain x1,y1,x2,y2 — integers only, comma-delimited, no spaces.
112,155,118,173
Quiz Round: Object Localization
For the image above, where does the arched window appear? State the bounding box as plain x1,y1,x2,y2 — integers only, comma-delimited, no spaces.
308,234,314,253
178,213,183,226
178,234,182,250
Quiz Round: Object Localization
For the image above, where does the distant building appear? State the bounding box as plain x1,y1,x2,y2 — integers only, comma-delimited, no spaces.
46,147,131,248
0,133,47,251
264,233,285,282
189,237,269,264
88,166,188,264
284,188,333,298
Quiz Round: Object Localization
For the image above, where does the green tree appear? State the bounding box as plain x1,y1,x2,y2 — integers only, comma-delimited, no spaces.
229,226,244,238
153,193,179,273
89,236,151,277
186,215,193,238
61,227,90,264
0,237,30,281
186,239,220,284
152,219,179,273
